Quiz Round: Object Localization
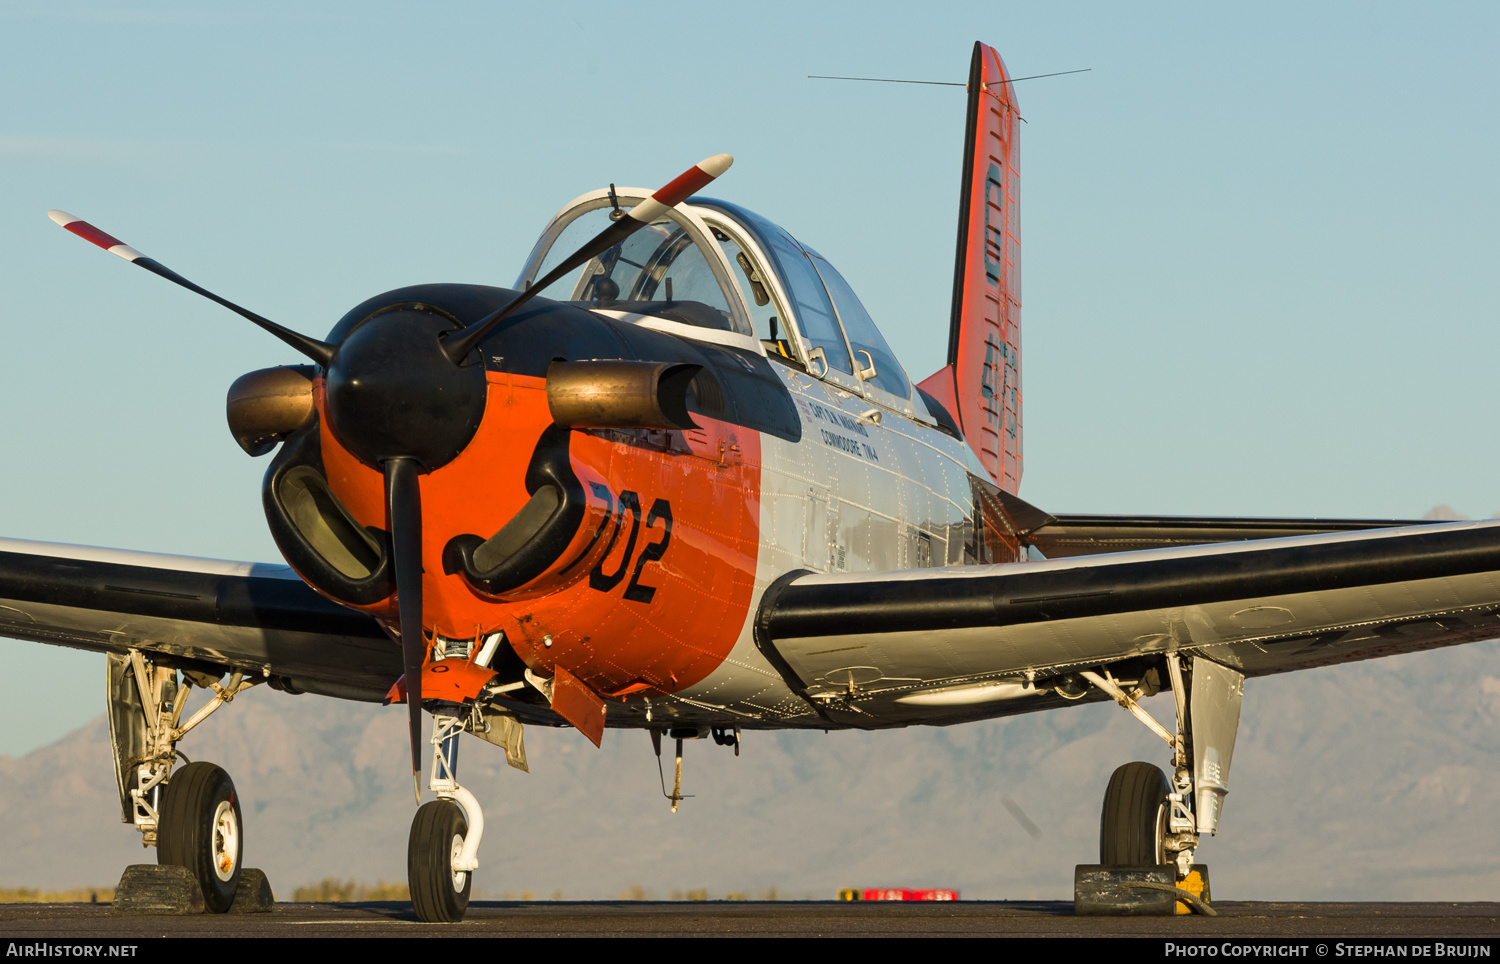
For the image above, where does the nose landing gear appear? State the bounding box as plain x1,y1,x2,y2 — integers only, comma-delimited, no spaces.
409,799,472,922
408,709,486,923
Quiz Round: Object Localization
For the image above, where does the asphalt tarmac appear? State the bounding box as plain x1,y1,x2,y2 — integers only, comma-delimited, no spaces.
3,900,1500,939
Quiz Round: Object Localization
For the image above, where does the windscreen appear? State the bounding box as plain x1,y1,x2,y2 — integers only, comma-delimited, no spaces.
526,204,749,335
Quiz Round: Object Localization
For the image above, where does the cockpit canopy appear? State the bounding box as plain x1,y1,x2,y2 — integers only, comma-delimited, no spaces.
518,190,914,408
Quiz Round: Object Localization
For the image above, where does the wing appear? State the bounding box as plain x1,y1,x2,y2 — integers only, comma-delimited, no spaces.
754,519,1500,727
0,537,397,701
1027,513,1429,558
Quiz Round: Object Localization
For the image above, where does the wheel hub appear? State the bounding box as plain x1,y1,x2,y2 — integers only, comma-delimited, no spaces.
450,833,466,892
212,800,239,882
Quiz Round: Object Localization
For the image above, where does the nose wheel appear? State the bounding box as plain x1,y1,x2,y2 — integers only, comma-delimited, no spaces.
407,711,484,922
408,799,471,922
156,761,243,913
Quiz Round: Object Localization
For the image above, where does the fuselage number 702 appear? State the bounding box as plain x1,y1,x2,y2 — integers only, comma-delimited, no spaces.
585,482,673,604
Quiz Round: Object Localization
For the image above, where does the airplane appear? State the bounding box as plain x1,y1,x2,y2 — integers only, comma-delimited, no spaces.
4,39,1497,922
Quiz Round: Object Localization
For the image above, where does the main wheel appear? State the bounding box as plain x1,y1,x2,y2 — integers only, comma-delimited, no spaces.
408,799,471,923
157,761,242,913
1099,761,1170,866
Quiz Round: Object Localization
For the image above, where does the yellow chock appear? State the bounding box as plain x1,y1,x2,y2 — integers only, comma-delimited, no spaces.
1175,866,1211,915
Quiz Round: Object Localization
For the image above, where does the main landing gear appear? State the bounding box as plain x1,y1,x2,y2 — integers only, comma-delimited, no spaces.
157,762,242,912
1082,654,1243,910
106,651,257,912
1099,761,1171,867
408,708,486,923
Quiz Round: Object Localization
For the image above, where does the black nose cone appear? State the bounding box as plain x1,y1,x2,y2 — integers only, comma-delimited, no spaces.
324,306,488,471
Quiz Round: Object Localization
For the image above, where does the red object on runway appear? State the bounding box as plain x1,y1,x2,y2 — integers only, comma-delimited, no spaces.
862,888,960,901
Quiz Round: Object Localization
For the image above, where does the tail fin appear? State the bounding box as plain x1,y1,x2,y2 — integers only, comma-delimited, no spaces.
917,41,1022,494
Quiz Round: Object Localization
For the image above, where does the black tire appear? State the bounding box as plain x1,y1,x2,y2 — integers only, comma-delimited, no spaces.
408,800,471,923
157,762,243,913
1099,761,1170,866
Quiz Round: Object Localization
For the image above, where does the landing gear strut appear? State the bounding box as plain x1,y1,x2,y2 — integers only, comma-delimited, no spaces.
106,651,257,912
1087,654,1244,878
408,708,485,923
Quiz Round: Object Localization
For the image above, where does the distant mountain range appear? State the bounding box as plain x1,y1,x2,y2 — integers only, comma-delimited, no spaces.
4,639,1498,901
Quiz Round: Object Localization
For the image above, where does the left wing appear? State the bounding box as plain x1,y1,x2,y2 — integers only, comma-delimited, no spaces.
754,519,1500,726
0,538,397,702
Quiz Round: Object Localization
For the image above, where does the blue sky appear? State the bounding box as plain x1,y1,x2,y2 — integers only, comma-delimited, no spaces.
2,1,1497,754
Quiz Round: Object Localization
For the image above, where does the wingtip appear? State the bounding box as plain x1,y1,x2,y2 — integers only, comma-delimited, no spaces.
47,209,77,227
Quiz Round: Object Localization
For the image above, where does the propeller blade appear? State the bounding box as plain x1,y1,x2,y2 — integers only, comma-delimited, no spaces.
440,153,733,364
47,210,336,367
384,456,426,797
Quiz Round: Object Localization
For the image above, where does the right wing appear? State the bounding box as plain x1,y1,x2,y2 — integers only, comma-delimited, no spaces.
0,537,397,702
1027,513,1429,558
755,519,1500,726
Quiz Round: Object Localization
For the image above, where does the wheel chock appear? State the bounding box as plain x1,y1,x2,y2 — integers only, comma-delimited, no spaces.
1074,865,1214,916
1174,865,1212,915
228,868,275,913
112,864,205,915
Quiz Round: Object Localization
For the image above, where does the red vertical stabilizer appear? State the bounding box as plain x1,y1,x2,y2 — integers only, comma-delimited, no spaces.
918,41,1022,494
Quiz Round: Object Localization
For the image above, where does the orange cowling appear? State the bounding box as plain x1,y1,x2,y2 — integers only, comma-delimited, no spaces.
493,413,762,701
321,368,762,714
